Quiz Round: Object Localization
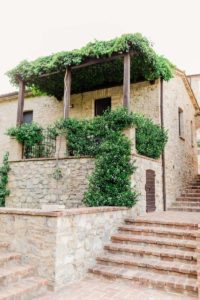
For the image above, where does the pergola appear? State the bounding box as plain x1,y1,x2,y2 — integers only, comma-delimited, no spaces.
16,52,133,125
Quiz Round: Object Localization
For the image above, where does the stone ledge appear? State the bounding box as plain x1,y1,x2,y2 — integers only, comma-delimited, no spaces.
132,153,161,163
9,156,94,163
0,206,129,217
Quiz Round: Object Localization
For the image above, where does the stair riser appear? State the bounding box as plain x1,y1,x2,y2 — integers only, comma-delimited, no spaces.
104,248,197,264
182,193,200,197
112,239,196,252
173,202,200,207
169,207,200,212
89,270,198,296
125,221,198,230
0,267,35,286
176,198,200,202
96,260,197,279
185,189,200,193
118,229,196,241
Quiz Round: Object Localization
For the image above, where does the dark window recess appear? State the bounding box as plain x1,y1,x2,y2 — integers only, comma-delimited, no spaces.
95,97,111,116
23,111,33,124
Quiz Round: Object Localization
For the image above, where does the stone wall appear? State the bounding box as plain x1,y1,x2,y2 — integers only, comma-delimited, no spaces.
163,75,198,208
6,157,94,208
0,80,160,159
0,207,132,290
6,153,163,213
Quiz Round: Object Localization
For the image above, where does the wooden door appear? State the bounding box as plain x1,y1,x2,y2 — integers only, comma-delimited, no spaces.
145,169,156,213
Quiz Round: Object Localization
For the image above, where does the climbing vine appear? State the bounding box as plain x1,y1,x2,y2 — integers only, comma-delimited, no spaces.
6,108,168,207
6,33,175,99
0,153,10,207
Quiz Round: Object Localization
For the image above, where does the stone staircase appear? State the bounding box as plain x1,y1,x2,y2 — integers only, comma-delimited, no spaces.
0,242,47,300
169,175,200,212
89,216,198,296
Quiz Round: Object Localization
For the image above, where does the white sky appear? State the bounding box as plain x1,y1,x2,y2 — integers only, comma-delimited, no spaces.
0,0,200,94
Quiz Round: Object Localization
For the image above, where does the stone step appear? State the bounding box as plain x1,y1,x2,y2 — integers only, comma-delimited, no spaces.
181,193,200,197
104,243,197,262
172,202,200,207
89,265,198,296
111,234,197,251
185,188,200,193
176,197,200,202
96,254,197,277
169,207,200,212
0,252,21,267
118,225,197,240
0,277,48,300
125,218,198,230
0,264,35,286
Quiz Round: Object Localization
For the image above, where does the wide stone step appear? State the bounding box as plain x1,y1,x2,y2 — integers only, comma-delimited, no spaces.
104,243,197,262
96,254,197,277
0,252,21,267
125,218,198,230
118,225,197,240
89,265,198,295
0,277,47,300
111,234,197,251
169,207,200,212
176,197,200,202
185,188,200,193
182,193,200,197
0,264,34,286
172,202,200,208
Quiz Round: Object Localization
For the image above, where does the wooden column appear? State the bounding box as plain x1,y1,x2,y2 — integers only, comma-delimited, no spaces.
123,53,131,111
16,78,25,125
63,67,72,119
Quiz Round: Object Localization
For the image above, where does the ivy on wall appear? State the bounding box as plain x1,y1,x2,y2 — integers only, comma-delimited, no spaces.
6,108,168,207
0,153,10,207
6,33,175,99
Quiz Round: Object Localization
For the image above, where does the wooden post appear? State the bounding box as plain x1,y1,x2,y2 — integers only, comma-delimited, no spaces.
63,67,71,119
16,78,25,125
123,53,131,111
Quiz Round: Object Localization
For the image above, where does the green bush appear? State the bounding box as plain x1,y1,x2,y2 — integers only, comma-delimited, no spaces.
0,153,10,207
7,123,44,148
134,114,168,159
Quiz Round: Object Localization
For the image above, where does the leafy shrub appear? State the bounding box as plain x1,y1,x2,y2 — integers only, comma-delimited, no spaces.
0,153,10,207
7,123,44,148
134,114,168,159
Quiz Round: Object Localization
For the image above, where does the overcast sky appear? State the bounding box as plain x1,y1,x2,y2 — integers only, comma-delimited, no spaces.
0,0,200,94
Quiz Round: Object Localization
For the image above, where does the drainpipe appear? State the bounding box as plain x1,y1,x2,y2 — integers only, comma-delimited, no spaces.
160,78,167,211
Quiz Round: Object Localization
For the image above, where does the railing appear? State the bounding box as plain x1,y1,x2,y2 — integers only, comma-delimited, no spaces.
22,130,56,159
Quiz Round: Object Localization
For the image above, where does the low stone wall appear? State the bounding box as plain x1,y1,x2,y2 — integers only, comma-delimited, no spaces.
0,207,133,290
6,154,163,213
6,157,95,208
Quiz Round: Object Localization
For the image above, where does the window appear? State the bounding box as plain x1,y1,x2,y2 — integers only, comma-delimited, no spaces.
178,108,184,139
23,111,33,124
95,97,111,116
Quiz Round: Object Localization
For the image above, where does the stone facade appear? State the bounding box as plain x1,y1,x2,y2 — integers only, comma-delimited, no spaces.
6,157,94,208
0,73,199,211
0,207,132,290
162,76,198,207
0,80,160,158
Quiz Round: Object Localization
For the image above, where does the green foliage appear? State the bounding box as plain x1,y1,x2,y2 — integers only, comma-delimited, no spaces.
134,114,168,159
7,33,175,99
197,140,200,148
6,123,44,148
0,153,10,207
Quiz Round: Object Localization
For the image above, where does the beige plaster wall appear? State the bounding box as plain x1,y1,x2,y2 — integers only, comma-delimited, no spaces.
163,75,198,208
0,80,160,160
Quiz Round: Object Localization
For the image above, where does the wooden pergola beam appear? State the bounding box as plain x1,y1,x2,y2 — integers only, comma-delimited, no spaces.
123,53,131,110
16,78,25,125
63,67,71,119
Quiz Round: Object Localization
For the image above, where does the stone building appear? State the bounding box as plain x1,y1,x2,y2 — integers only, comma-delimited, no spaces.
0,69,199,212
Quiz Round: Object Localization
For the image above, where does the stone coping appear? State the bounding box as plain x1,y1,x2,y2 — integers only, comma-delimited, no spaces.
132,153,161,163
0,206,129,217
9,156,94,163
